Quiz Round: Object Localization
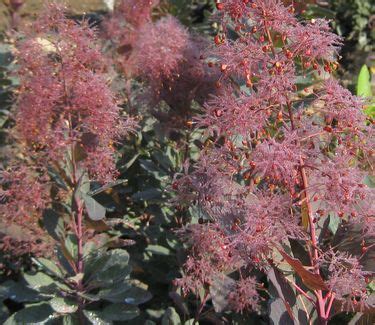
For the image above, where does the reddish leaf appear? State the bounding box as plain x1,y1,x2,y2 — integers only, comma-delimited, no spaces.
278,249,327,291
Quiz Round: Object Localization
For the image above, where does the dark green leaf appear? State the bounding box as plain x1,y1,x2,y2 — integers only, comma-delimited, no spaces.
269,298,294,325
162,307,181,325
333,223,375,272
123,286,152,305
83,310,109,325
267,267,296,322
99,304,140,321
153,151,173,171
83,194,106,221
47,167,69,191
97,281,132,303
33,258,64,278
349,312,375,325
64,234,78,261
49,297,78,314
4,303,54,324
84,252,112,281
139,159,168,180
24,272,55,291
146,245,171,256
132,188,163,201
120,154,140,172
210,275,235,313
91,249,131,285
88,179,128,196
42,209,64,241
62,314,80,325
0,280,41,303
328,214,340,235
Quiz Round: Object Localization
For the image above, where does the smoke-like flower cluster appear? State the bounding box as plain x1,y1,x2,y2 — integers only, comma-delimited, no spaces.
105,0,219,121
175,0,374,316
131,16,190,89
319,250,373,311
1,3,134,256
15,3,134,182
104,0,158,48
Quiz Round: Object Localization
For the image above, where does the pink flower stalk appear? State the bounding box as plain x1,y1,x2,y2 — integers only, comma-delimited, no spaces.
319,250,372,312
0,167,48,219
1,3,135,257
175,0,374,321
15,3,134,183
175,223,242,297
227,276,259,312
157,35,220,113
0,166,51,256
105,0,159,44
309,157,374,223
130,16,190,90
289,19,342,61
106,4,219,123
251,131,302,191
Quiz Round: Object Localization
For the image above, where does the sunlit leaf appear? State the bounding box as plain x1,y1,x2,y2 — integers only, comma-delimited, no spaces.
278,249,327,291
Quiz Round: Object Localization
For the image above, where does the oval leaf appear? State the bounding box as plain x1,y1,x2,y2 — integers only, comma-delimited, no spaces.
83,194,106,221
50,297,78,314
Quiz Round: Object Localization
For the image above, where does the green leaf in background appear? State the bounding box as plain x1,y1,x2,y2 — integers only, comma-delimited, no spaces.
93,249,131,285
146,245,171,256
97,281,132,302
356,64,375,118
267,267,296,318
210,274,236,313
84,252,112,281
328,214,341,235
162,307,181,325
62,314,80,325
357,65,372,97
348,313,375,325
64,234,78,261
123,286,152,305
364,175,375,188
132,188,163,201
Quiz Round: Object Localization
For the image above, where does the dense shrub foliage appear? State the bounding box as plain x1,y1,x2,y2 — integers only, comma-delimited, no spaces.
0,0,374,324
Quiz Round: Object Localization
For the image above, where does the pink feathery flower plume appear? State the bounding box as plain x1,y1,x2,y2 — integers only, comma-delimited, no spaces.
15,2,135,182
105,1,219,122
174,0,374,318
1,3,135,255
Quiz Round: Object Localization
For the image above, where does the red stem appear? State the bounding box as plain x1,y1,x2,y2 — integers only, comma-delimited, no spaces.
287,101,331,324
194,290,210,323
76,205,84,274
325,293,335,319
287,278,315,304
